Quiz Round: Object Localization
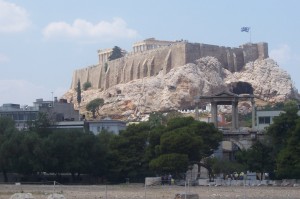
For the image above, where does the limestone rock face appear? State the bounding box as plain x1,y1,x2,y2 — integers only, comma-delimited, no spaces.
224,58,299,103
63,57,299,120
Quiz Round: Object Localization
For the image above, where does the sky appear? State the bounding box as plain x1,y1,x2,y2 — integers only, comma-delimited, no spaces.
0,0,299,106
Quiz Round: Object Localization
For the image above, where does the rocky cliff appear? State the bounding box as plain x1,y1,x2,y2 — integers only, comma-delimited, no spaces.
63,57,299,120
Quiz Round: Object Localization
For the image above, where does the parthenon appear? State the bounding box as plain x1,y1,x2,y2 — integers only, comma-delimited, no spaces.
132,38,176,53
98,48,113,64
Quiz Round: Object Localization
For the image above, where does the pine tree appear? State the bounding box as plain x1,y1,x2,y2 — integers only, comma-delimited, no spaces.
108,46,123,61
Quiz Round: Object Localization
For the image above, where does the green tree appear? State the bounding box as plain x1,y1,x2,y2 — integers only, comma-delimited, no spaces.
86,98,104,118
0,117,15,135
2,131,43,177
149,153,189,174
108,122,152,182
92,130,116,181
0,117,18,181
160,129,203,162
148,112,166,128
27,112,53,136
41,131,75,178
148,111,183,128
83,81,92,91
276,118,300,179
211,158,245,180
108,46,123,61
149,117,222,176
267,100,299,157
77,79,81,105
65,130,99,182
164,111,183,123
39,129,110,182
0,131,20,181
264,100,300,179
236,141,274,179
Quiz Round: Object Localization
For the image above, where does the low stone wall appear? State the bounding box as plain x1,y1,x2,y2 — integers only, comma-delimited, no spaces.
197,179,300,186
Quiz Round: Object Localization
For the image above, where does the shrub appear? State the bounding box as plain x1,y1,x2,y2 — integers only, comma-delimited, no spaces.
83,81,92,90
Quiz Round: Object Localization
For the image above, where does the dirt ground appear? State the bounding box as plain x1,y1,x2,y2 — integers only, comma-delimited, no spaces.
0,183,300,199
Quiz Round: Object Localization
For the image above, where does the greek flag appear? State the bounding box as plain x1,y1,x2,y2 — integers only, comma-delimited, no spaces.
241,27,250,32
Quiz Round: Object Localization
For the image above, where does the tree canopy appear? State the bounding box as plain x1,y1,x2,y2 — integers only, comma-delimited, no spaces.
148,117,222,176
229,100,300,180
86,98,104,118
108,46,123,61
7,105,300,182
235,140,274,179
76,79,81,105
108,122,152,182
266,100,299,155
275,118,300,178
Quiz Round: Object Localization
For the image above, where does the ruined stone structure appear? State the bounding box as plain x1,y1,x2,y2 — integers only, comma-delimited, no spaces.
98,48,113,64
98,48,127,64
132,37,176,53
200,91,255,130
70,39,268,90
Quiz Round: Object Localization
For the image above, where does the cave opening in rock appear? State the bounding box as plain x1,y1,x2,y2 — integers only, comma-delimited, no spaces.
230,81,254,95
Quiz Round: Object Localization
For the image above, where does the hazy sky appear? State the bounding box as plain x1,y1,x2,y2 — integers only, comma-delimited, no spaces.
0,0,299,105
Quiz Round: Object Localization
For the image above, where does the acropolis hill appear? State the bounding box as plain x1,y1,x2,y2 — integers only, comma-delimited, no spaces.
65,38,298,119
71,38,268,90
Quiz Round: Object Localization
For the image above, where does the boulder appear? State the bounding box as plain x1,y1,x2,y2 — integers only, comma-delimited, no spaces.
175,193,199,199
47,193,66,199
10,193,34,199
145,177,161,186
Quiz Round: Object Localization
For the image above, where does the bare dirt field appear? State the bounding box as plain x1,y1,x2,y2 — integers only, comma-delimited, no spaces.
0,184,300,199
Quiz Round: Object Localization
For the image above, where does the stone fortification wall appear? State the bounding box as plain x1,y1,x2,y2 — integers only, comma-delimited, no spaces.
71,42,268,90
71,42,187,90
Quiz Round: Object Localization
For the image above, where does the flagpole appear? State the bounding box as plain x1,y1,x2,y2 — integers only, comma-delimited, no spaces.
241,27,251,43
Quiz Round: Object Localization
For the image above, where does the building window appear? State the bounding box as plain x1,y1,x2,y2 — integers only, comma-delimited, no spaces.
258,116,271,124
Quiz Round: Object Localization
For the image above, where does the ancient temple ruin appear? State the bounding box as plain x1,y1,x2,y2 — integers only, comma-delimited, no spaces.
71,38,268,91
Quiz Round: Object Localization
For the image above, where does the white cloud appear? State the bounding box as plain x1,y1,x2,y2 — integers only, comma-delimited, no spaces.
270,44,291,65
43,17,138,41
0,0,31,33
0,53,9,63
0,79,67,105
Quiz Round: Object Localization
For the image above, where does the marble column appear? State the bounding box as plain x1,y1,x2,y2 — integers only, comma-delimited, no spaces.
251,97,255,130
211,102,218,128
232,101,239,130
235,101,239,129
